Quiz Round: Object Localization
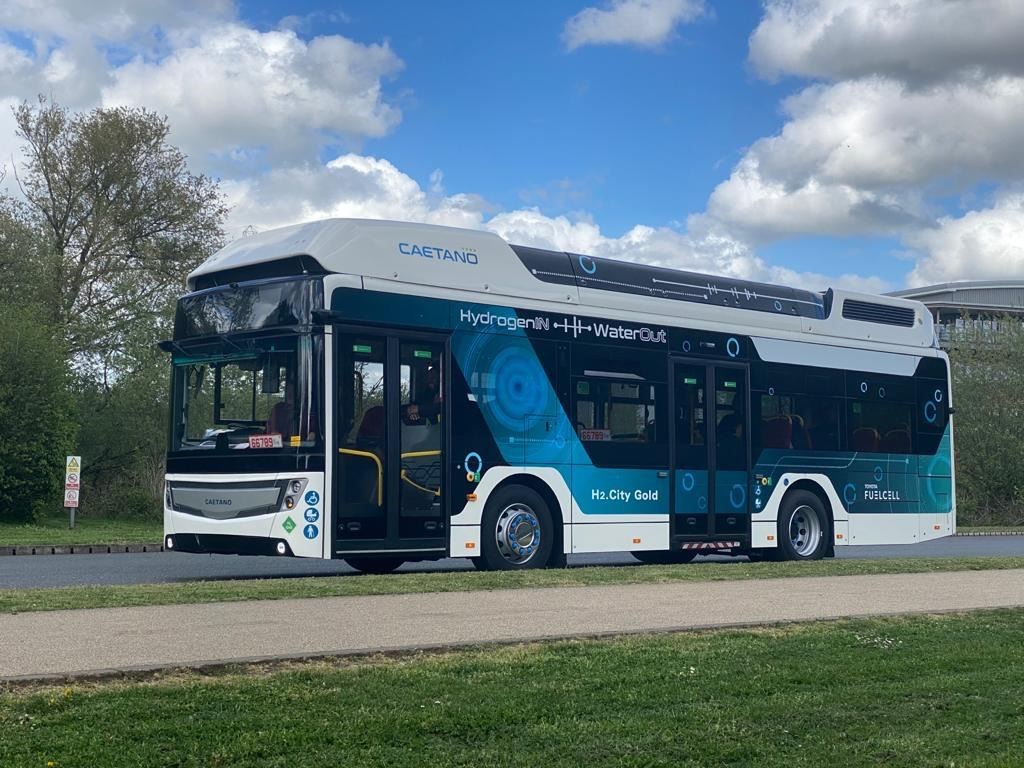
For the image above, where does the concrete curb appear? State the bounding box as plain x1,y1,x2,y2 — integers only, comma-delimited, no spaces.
0,543,164,556
1,531,1022,556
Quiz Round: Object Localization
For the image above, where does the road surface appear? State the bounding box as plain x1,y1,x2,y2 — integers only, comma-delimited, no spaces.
4,568,1023,681
0,534,1021,589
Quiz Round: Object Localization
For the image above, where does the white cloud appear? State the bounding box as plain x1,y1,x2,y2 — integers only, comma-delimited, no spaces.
681,0,1024,287
0,1,234,45
749,0,1024,85
223,154,491,236
224,153,884,293
102,24,403,167
563,0,704,51
905,193,1024,286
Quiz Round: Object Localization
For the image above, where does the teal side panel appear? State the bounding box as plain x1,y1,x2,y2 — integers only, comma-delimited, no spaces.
714,470,749,515
675,470,709,515
571,467,669,515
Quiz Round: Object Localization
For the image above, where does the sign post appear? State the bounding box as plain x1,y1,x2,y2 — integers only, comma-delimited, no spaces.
64,456,81,529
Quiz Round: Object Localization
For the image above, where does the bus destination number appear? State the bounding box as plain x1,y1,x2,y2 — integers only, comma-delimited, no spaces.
248,434,283,449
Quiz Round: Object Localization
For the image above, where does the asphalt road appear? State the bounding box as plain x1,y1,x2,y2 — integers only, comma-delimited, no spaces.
6,568,1024,680
0,534,1021,589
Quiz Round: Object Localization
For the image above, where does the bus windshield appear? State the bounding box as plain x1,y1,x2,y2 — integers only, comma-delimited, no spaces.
170,334,321,451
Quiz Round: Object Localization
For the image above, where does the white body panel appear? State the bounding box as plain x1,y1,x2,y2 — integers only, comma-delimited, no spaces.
165,472,326,558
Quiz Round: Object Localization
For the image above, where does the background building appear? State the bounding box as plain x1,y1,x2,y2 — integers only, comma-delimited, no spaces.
890,280,1024,346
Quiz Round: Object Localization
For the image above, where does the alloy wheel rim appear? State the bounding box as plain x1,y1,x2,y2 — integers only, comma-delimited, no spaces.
495,503,541,564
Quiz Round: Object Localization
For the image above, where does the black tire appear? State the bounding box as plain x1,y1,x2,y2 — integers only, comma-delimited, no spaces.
632,549,698,565
776,490,829,561
478,484,555,570
345,556,405,574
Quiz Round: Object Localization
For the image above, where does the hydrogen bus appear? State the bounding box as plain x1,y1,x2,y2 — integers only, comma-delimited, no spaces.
161,218,954,572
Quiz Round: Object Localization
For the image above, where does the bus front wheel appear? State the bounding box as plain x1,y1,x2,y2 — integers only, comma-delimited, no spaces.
776,490,829,561
345,556,405,574
478,484,554,570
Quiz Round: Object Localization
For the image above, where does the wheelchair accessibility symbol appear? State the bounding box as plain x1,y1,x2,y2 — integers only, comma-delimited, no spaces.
304,490,320,506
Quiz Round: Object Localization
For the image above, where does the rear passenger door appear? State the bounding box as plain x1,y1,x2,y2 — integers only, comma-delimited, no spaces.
671,361,751,539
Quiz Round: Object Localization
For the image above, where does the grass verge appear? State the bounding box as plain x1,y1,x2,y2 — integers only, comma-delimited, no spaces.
0,517,161,547
2,556,1023,615
958,525,1024,533
2,609,1023,767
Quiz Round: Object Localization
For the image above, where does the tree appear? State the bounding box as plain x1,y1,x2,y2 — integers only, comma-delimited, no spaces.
947,318,1024,526
0,306,76,522
10,97,227,358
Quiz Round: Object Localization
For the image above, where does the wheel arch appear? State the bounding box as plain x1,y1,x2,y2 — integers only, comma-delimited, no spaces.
490,473,566,559
781,479,836,557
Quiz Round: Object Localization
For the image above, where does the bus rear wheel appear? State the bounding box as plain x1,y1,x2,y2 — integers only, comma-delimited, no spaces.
776,490,829,561
479,484,554,570
345,556,405,574
632,550,698,565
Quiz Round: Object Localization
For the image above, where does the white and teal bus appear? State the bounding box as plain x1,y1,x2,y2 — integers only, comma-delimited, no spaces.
161,218,954,572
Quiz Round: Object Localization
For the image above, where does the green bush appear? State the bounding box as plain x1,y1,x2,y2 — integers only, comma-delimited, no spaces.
0,307,76,522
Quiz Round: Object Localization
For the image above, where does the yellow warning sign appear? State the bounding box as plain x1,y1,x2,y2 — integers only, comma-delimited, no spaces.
66,455,81,471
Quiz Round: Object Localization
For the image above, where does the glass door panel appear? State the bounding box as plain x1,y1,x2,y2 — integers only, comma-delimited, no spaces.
713,366,750,535
336,336,387,540
398,340,445,539
673,363,709,535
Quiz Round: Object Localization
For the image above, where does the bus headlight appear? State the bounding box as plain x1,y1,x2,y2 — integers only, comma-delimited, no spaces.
290,479,303,494
276,541,287,555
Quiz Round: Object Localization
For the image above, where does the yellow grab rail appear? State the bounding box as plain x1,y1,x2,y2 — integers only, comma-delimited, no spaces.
338,448,383,506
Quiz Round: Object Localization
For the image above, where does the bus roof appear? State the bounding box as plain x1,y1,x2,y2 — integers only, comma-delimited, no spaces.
189,218,935,350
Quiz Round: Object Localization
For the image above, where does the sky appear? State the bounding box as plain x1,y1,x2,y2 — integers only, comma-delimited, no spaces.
1,0,1023,294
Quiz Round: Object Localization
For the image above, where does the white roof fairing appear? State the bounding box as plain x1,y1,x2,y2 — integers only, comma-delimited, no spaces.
188,217,576,302
188,218,936,351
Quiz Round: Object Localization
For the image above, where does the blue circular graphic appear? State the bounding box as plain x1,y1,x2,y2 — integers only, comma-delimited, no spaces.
843,483,857,506
878,387,886,399
487,347,549,432
726,337,740,358
924,400,938,424
304,490,320,506
681,473,695,492
860,381,868,394
303,508,319,523
698,496,707,511
730,484,746,509
303,523,319,539
578,254,597,274
768,386,775,396
773,300,783,311
873,466,884,482
934,389,943,403
682,340,692,353
464,452,483,474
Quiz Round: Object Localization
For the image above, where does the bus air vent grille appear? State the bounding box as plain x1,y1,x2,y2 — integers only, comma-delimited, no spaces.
841,299,915,328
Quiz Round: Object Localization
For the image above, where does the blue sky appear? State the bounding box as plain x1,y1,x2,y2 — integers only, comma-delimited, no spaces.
0,1,1022,292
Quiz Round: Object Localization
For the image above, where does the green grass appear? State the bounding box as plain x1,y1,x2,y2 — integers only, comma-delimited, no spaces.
3,556,1023,615
0,517,161,547
959,525,1024,533
3,610,1023,767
